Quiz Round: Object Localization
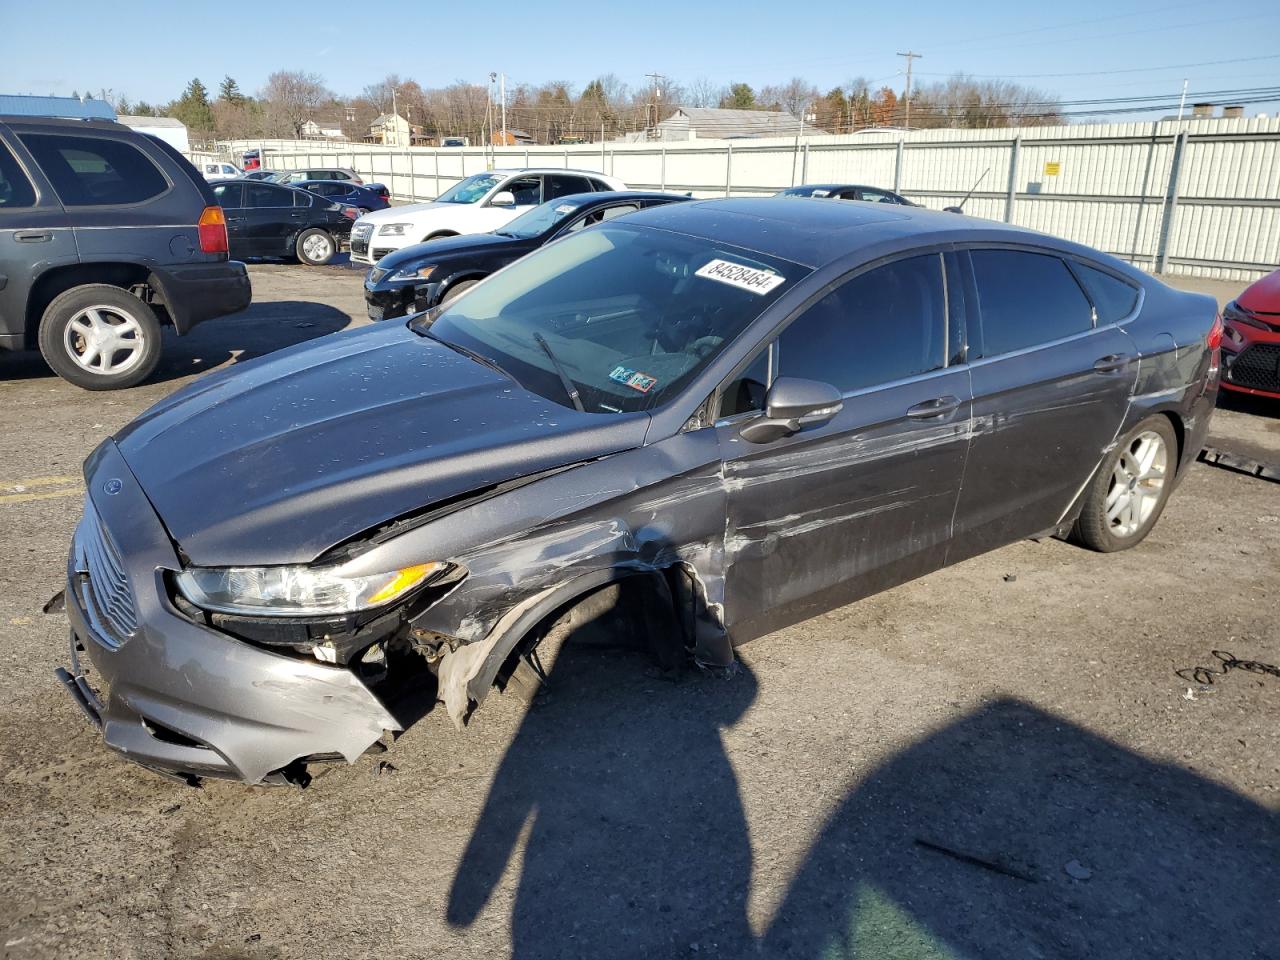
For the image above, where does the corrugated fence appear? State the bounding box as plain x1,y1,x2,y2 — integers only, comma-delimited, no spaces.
220,115,1280,281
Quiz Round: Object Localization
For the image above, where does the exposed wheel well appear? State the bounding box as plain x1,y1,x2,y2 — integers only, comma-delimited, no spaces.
492,571,688,697
26,263,158,348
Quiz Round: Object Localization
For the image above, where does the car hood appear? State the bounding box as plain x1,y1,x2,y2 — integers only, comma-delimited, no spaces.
1238,269,1280,313
374,233,528,273
113,322,649,566
355,200,460,226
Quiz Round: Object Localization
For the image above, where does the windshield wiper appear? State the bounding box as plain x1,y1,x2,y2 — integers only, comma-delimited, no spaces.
532,332,585,413
425,329,513,380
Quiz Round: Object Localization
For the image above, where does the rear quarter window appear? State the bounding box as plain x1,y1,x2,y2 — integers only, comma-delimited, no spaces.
0,141,36,207
18,133,169,207
970,249,1093,356
1074,263,1140,323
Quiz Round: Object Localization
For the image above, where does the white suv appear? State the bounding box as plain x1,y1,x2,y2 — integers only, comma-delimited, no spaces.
350,168,627,265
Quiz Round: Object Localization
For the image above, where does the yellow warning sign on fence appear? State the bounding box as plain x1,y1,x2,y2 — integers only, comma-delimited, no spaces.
1043,161,1061,176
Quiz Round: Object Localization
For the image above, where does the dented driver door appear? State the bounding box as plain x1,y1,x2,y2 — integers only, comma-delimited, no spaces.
715,253,973,643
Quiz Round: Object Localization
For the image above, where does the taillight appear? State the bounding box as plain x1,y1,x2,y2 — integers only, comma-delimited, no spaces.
352,177,363,185
342,206,358,220
198,205,228,254
1206,314,1223,351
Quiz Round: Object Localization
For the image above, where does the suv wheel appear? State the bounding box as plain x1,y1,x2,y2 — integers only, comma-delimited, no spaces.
296,228,335,266
38,284,162,390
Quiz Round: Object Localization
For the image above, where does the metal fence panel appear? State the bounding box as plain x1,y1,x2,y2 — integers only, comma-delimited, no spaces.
216,115,1280,280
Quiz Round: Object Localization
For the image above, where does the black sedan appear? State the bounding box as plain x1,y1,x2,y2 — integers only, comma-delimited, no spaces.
364,190,689,321
778,183,916,205
295,179,392,215
211,179,356,266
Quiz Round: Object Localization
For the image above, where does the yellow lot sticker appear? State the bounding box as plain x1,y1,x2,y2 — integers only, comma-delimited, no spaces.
0,475,82,506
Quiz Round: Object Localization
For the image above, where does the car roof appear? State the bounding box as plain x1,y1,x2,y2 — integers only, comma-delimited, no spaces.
782,183,880,192
489,167,617,177
553,190,689,205
618,196,1060,269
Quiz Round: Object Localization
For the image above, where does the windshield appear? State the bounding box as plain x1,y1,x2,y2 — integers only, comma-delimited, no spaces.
419,224,806,413
436,173,502,205
778,186,830,198
496,198,587,239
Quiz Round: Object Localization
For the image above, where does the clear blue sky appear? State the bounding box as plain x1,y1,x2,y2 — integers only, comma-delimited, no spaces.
1,0,1277,119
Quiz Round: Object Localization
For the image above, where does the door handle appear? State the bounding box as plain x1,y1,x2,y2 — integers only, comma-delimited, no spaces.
906,395,961,419
226,217,246,223
1093,353,1134,373
14,230,51,243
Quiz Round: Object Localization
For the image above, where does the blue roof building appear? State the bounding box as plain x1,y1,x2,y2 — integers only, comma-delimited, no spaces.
0,95,117,120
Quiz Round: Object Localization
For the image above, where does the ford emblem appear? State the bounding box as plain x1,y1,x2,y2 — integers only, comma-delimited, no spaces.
103,478,123,495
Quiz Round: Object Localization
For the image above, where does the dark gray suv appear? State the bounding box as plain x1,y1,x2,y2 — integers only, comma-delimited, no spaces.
0,116,251,389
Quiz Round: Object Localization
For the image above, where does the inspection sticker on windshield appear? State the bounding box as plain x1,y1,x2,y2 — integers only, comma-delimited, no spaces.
609,366,658,393
695,259,784,295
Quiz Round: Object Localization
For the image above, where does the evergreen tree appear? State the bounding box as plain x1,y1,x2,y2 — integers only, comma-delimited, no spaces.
219,75,245,104
172,78,214,131
719,83,756,110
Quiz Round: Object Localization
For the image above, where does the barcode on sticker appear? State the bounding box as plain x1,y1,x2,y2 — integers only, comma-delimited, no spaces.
695,259,784,295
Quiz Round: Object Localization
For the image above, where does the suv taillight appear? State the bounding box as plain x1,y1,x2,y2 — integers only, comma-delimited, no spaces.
198,206,229,254
1206,314,1223,351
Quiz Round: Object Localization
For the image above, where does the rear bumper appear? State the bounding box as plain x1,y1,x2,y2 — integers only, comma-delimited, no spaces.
55,441,400,784
149,260,252,335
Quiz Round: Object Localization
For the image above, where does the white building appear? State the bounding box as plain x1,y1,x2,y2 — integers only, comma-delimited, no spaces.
116,115,189,152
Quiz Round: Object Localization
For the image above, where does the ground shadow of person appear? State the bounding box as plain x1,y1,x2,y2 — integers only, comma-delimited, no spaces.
447,617,759,959
762,697,1280,959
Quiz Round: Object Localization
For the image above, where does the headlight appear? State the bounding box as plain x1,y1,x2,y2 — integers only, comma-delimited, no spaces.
175,562,447,616
388,264,437,283
379,222,411,236
1223,300,1269,330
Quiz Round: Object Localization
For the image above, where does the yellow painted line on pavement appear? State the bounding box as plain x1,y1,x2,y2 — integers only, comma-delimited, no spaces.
1,475,82,505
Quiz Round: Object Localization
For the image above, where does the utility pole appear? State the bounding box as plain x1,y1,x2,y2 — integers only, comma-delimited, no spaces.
645,73,665,136
897,50,922,129
390,85,398,146
499,72,507,146
1177,78,1188,120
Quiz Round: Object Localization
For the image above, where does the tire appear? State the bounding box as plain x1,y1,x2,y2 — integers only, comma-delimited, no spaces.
1071,415,1178,552
439,279,478,304
37,284,162,390
295,228,336,266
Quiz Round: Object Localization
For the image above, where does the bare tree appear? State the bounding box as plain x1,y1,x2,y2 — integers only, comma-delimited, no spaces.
686,77,725,109
260,70,331,138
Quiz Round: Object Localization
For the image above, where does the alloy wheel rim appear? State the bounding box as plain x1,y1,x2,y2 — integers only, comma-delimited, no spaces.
303,234,332,260
1106,430,1168,537
63,305,145,375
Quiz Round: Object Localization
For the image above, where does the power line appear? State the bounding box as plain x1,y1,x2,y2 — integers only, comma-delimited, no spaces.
916,52,1280,80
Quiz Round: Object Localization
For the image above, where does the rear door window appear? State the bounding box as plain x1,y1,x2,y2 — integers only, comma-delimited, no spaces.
970,249,1093,356
212,182,243,208
1073,262,1140,323
0,141,37,207
18,133,169,206
293,190,315,207
245,183,294,208
546,174,594,199
777,254,947,393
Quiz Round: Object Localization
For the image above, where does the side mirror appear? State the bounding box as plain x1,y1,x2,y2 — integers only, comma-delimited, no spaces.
490,190,516,207
943,205,963,214
740,377,843,444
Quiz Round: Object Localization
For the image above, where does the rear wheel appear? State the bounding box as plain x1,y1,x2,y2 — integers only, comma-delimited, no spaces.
37,284,162,390
296,228,336,266
1071,415,1177,552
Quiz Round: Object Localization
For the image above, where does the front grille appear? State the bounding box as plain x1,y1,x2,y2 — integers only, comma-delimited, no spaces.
1227,343,1280,393
76,504,138,647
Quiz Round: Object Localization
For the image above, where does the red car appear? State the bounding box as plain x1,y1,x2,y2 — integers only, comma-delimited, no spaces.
1221,268,1280,399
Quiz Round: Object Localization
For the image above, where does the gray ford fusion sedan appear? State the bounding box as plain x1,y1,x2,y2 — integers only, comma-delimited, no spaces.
56,198,1221,785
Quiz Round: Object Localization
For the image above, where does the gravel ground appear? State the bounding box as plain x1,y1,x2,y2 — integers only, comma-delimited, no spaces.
0,263,1276,960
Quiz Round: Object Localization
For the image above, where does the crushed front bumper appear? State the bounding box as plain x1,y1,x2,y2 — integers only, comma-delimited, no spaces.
55,440,401,784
